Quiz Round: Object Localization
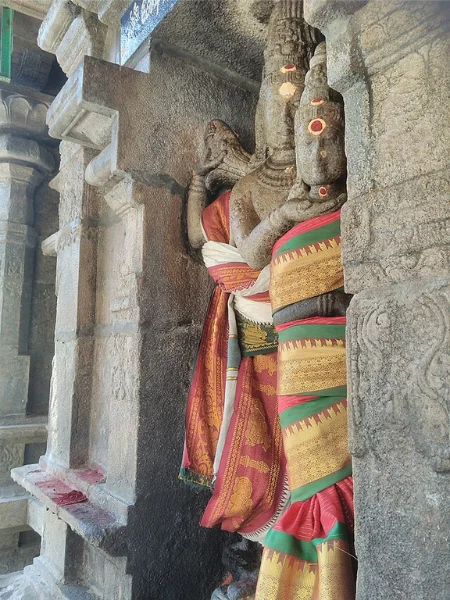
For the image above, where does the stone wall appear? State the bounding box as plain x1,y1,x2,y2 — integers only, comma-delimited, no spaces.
305,1,450,598
11,1,265,598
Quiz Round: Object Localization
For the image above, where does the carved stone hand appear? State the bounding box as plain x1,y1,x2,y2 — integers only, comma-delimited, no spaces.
280,193,347,225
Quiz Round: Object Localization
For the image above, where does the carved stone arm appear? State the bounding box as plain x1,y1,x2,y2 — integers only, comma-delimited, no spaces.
187,173,208,249
273,290,352,325
186,120,253,250
281,193,347,223
231,188,295,270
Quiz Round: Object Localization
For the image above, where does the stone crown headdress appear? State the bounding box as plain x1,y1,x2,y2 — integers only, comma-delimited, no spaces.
261,0,319,83
299,42,344,123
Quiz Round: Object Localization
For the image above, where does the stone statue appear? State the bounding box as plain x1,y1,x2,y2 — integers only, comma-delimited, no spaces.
272,40,352,324
255,41,356,599
180,3,321,599
229,0,319,271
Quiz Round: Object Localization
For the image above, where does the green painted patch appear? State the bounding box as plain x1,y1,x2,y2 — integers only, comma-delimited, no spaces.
0,8,13,83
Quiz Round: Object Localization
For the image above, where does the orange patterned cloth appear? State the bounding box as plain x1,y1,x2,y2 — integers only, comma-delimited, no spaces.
180,192,287,538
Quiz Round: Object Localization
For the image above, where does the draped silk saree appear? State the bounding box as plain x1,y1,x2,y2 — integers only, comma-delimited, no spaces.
256,210,356,599
181,191,288,540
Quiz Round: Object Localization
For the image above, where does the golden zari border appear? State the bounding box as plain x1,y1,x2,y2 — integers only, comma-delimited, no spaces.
277,340,347,396
270,240,343,312
256,540,355,600
283,400,350,490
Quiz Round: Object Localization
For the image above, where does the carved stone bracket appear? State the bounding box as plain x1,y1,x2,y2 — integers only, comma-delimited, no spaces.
38,0,107,76
47,55,154,192
0,0,53,20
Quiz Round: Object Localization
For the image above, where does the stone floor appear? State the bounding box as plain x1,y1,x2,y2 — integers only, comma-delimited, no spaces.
0,573,37,600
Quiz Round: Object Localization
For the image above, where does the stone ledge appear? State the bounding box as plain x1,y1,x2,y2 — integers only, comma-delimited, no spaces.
38,457,130,522
12,465,127,557
23,556,98,600
0,495,29,531
0,418,47,445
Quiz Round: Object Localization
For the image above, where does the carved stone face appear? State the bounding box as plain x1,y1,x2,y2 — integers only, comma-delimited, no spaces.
259,74,303,153
295,107,346,186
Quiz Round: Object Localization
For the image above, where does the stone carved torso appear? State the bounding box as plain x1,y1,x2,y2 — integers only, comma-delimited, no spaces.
188,11,349,324
229,162,296,240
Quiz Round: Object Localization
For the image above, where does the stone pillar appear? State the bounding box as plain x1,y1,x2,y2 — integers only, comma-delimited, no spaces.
12,0,262,595
0,91,54,572
304,1,450,598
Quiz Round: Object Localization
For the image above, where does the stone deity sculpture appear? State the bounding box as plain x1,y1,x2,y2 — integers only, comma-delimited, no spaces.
181,3,356,599
230,40,351,315
254,42,356,599
180,3,321,599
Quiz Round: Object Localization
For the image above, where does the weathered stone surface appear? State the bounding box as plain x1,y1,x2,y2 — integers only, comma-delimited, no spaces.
38,1,107,78
12,1,450,599
348,278,450,599
0,93,50,141
0,89,55,574
28,182,58,417
0,1,52,21
18,12,259,591
9,14,55,92
0,571,38,598
305,1,450,599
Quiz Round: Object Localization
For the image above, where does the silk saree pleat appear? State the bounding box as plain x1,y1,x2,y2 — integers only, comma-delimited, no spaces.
179,192,232,486
256,211,355,599
181,191,286,538
180,285,229,487
201,352,288,538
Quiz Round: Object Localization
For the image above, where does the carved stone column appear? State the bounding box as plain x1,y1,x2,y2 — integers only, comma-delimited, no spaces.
304,1,450,598
0,91,54,573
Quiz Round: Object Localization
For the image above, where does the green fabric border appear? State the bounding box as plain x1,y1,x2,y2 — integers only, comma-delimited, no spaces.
179,467,212,490
278,323,346,342
265,521,349,563
280,396,347,429
291,464,352,502
275,220,341,257
297,385,347,397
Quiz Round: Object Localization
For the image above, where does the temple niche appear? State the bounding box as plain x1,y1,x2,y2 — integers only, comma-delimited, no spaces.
182,0,355,593
0,1,448,600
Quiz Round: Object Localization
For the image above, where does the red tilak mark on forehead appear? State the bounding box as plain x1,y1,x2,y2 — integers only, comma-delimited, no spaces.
309,118,326,134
